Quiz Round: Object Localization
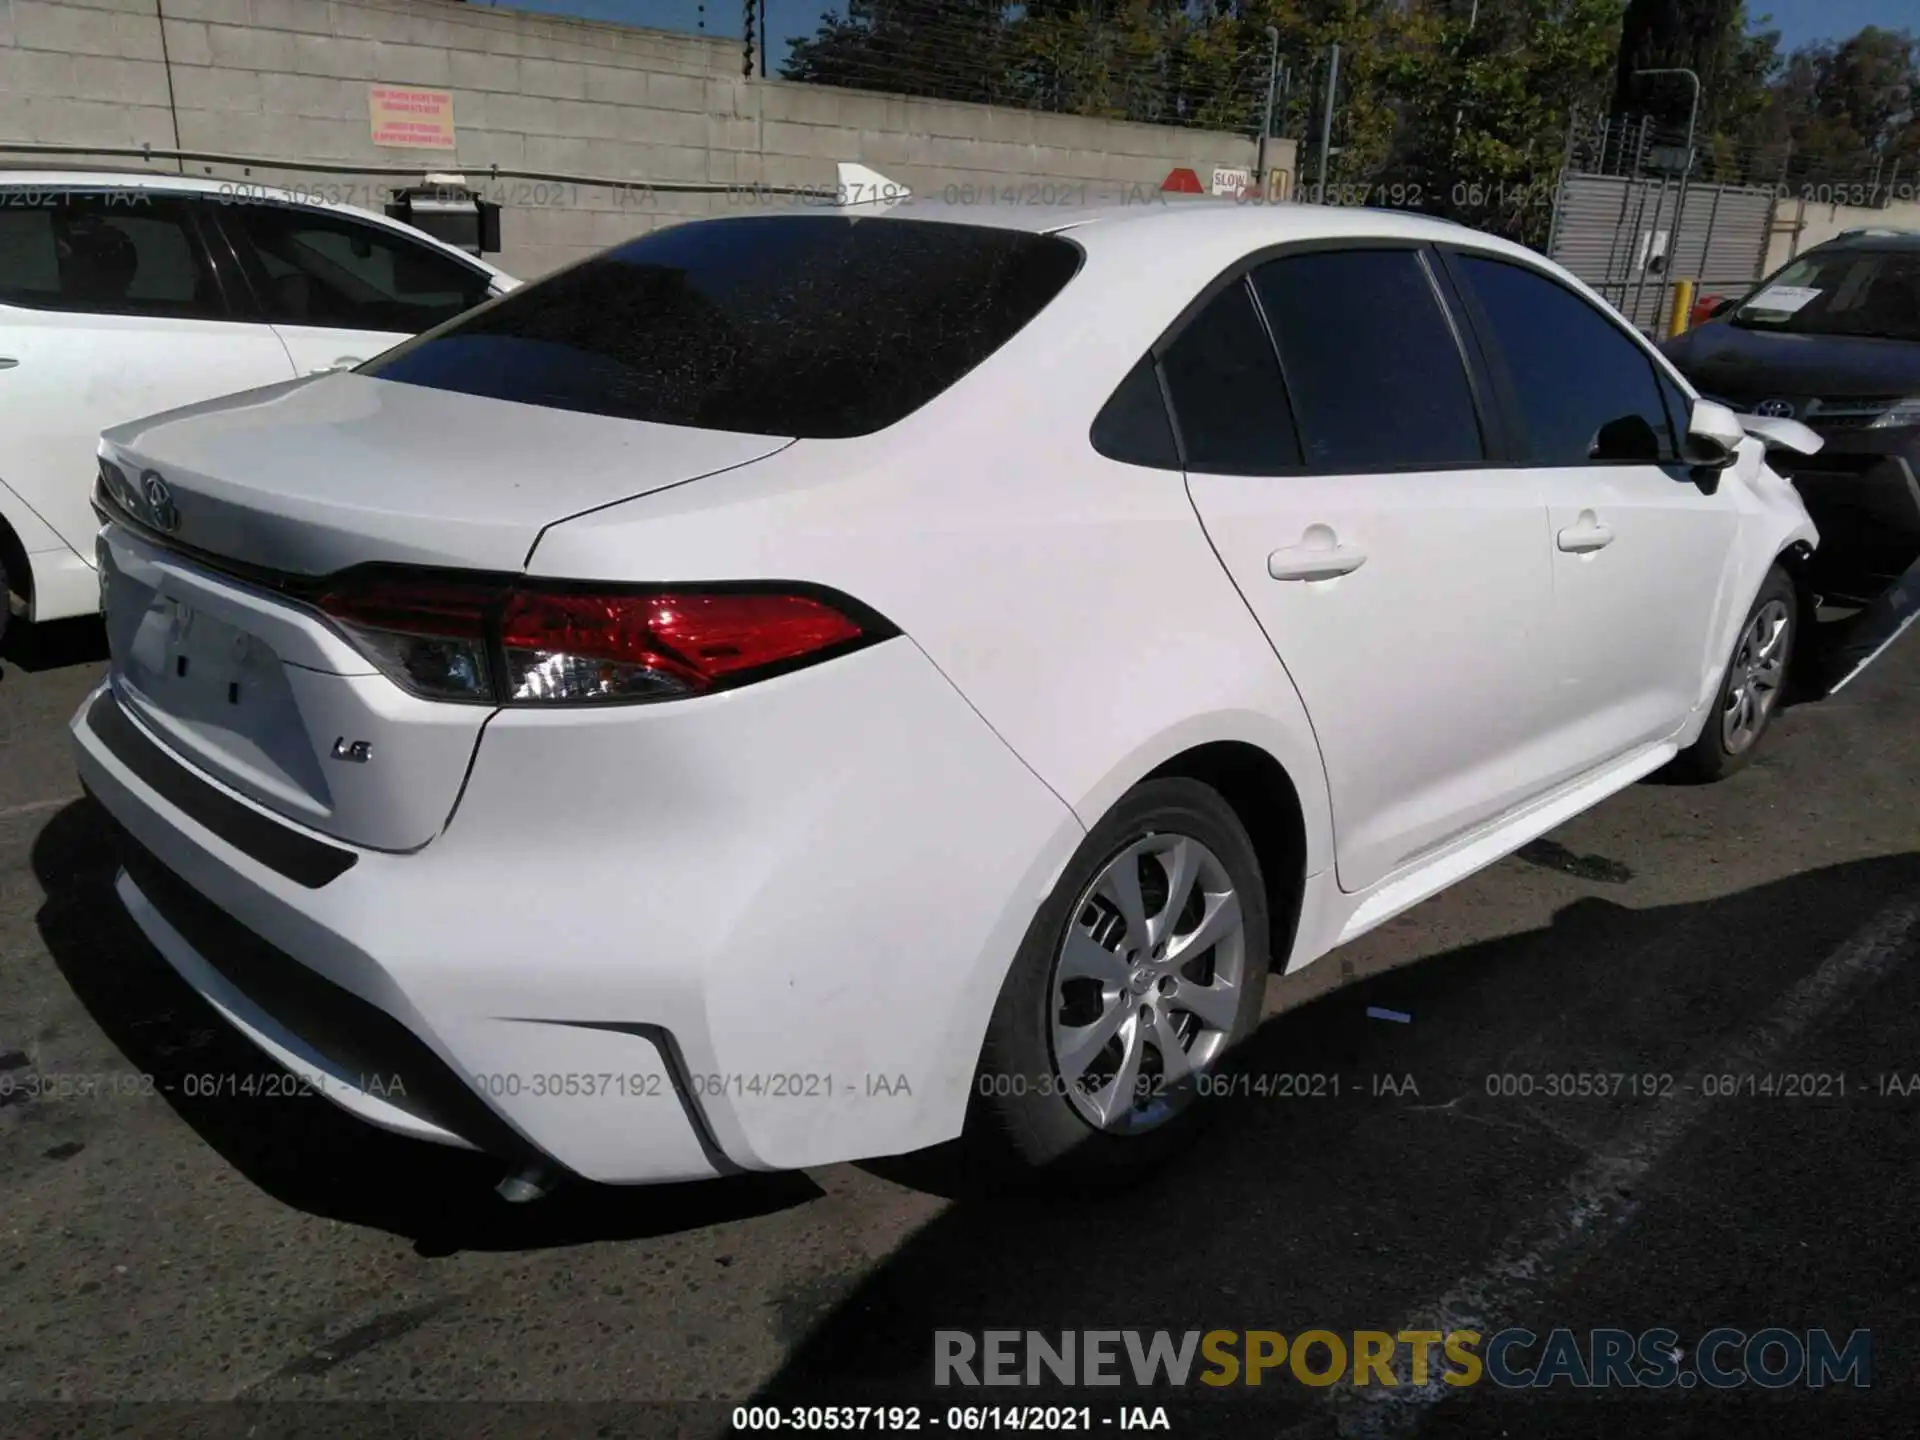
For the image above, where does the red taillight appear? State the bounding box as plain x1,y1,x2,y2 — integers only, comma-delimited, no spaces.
315,572,883,705
318,577,498,702
499,590,865,701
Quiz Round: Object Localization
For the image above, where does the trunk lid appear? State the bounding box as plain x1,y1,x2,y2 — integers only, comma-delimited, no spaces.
97,374,793,850
100,372,793,575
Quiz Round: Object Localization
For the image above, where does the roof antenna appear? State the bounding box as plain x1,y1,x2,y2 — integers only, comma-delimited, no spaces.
835,162,911,208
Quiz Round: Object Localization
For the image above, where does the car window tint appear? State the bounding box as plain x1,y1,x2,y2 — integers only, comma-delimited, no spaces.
363,215,1084,437
1091,355,1180,469
1250,249,1483,470
231,204,491,333
1653,364,1691,458
0,192,222,319
1159,279,1302,473
1453,253,1674,465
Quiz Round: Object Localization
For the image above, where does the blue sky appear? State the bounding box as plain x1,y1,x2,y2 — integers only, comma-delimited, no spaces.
1751,0,1912,50
468,0,1912,68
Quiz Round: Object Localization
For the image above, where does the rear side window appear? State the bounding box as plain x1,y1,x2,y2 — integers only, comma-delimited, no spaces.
364,215,1084,437
1451,253,1677,464
1250,249,1484,471
1159,279,1302,474
0,192,224,319
1090,355,1180,469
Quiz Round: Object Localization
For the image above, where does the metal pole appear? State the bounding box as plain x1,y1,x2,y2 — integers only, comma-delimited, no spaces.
1256,25,1280,196
1632,68,1700,341
759,0,768,77
1315,42,1339,205
154,0,185,173
1629,170,1670,335
1697,181,1724,306
1605,117,1652,310
1668,279,1695,338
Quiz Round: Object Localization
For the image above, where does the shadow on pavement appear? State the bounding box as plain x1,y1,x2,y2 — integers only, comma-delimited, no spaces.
755,852,1920,1436
30,799,822,1256
0,614,108,676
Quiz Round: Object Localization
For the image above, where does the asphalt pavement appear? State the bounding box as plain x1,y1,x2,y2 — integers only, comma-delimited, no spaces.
1,611,1916,1440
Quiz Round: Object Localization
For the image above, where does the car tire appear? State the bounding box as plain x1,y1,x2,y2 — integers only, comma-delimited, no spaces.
1674,564,1797,783
969,777,1270,1188
0,555,11,650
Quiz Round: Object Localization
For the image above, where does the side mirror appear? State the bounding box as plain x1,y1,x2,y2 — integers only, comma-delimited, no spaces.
1680,398,1745,487
1708,296,1736,319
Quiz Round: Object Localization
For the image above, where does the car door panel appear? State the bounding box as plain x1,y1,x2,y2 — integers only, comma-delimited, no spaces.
1171,247,1561,895
1540,465,1740,755
1443,248,1741,764
1190,466,1556,891
270,322,410,376
0,193,297,589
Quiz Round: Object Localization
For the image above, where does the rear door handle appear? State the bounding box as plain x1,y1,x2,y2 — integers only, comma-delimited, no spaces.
1557,513,1616,553
1268,536,1368,582
0,357,18,370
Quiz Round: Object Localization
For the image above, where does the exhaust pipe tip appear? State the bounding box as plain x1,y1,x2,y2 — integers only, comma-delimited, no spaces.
495,1164,557,1204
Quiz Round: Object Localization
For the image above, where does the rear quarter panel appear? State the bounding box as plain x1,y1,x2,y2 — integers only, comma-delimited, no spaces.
525,235,1337,891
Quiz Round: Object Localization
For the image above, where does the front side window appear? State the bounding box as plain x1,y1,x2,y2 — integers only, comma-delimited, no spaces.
1452,253,1677,464
1730,248,1920,342
1250,248,1484,471
0,192,224,320
229,203,492,334
363,215,1084,437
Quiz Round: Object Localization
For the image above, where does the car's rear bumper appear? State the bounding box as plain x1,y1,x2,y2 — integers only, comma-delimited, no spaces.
71,639,1083,1185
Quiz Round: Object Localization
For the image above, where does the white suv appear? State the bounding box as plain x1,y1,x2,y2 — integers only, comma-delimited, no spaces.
0,170,516,639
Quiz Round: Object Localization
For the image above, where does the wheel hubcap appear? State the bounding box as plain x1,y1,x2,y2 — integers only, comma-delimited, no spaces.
1049,832,1248,1135
1722,599,1791,755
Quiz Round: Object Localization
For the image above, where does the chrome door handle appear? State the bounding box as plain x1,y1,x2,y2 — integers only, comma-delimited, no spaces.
1268,541,1368,581
1556,513,1616,553
0,357,19,370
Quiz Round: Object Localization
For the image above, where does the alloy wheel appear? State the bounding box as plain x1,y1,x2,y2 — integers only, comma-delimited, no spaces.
1049,832,1248,1135
1722,598,1792,755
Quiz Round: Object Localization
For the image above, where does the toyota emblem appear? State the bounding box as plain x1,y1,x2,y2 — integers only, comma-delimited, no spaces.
1753,399,1796,419
139,471,179,533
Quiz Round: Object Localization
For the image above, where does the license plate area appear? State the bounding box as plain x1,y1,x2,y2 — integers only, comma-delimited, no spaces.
156,598,266,710
113,578,284,720
104,547,335,819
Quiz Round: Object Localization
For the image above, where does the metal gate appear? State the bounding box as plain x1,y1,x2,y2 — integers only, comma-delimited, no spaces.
1548,171,1777,335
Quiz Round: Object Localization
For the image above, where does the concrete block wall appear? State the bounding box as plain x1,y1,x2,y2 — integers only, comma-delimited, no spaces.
0,0,1282,277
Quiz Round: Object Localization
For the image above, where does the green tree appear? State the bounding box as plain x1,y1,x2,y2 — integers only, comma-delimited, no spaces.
1610,0,1741,124
781,0,1017,105
1386,0,1624,242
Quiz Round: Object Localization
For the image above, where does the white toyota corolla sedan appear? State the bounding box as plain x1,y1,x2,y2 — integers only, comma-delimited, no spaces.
70,196,1823,1194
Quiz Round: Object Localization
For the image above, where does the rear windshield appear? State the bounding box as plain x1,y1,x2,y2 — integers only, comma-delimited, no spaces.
1731,247,1920,342
361,214,1084,437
